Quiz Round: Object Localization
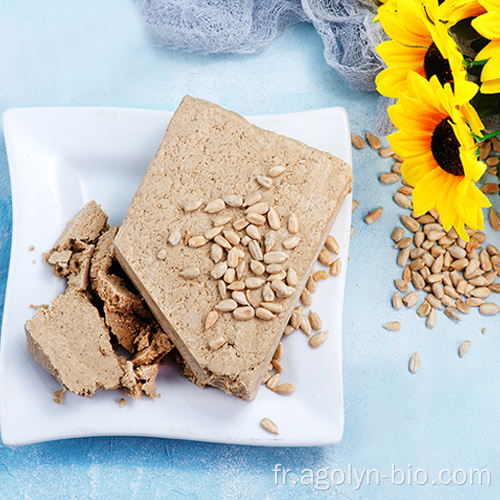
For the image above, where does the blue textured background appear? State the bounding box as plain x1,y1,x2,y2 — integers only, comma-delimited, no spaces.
0,1,499,498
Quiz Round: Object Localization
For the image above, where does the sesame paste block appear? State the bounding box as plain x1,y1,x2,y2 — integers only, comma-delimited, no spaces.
114,96,352,400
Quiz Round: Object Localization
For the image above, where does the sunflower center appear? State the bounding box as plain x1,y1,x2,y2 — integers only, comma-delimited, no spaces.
424,43,453,86
431,119,464,176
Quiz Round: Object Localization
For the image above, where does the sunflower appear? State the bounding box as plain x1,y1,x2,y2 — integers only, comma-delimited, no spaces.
438,0,486,26
471,0,500,94
375,0,476,100
388,72,490,240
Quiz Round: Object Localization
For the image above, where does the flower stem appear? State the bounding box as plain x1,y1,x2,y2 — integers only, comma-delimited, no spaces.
478,130,500,142
465,59,487,69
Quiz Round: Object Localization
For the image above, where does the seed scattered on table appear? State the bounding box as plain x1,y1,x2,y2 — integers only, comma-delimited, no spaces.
409,352,420,373
260,417,279,435
365,207,383,224
383,321,401,330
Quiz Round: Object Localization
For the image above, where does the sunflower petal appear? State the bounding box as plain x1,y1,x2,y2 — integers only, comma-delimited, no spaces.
471,12,500,40
380,10,430,47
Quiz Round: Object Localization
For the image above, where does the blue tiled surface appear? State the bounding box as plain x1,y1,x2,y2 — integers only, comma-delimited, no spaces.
0,1,498,498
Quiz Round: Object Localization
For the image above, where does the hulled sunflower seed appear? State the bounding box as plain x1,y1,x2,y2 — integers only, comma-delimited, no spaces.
444,306,461,321
204,198,226,213
232,291,249,306
417,301,431,317
246,212,266,226
309,310,322,330
260,417,279,435
256,307,275,321
300,288,313,306
213,214,232,227
313,270,329,281
227,248,240,268
391,227,404,243
245,201,269,215
228,280,245,291
183,199,202,212
330,259,342,276
409,352,420,373
383,321,401,330
379,172,401,184
248,240,263,261
318,248,334,266
246,225,261,241
288,213,299,234
365,207,383,224
309,330,329,347
400,215,420,232
216,299,238,312
290,307,303,329
325,235,339,254
245,277,265,289
264,251,288,264
393,292,403,309
273,383,295,395
267,207,281,230
266,373,280,390
403,291,419,308
214,235,232,250
489,207,500,230
264,231,276,252
244,191,262,207
271,280,292,298
208,335,227,351
459,340,471,358
181,266,201,279
366,130,381,150
223,193,243,207
250,259,265,276
394,193,412,210
189,235,208,248
307,275,319,292
205,311,219,330
479,302,500,315
426,308,437,328
283,236,301,250
261,302,284,314
233,306,255,321
211,261,228,280
262,282,275,302
205,226,224,240
233,218,249,231
256,175,273,189
351,133,365,149
168,229,182,246
395,279,409,292
286,267,298,287
398,247,411,267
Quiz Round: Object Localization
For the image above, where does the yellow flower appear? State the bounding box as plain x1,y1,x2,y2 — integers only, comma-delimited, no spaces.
388,73,490,240
438,0,486,26
375,0,476,100
471,0,500,94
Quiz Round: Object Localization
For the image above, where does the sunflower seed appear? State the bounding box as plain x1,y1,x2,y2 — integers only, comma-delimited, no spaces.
417,301,431,317
309,310,322,330
271,280,292,298
266,263,283,275
394,193,412,210
471,287,491,298
403,291,419,307
256,175,273,189
426,308,437,328
248,240,263,261
290,307,303,329
267,207,281,230
266,373,280,390
307,275,319,292
245,277,265,289
394,279,409,292
318,248,334,266
264,231,276,253
214,235,232,250
288,213,299,234
330,259,342,276
188,235,208,248
365,207,383,224
325,235,339,254
256,307,275,321
383,321,401,330
409,352,420,373
273,383,295,395
233,306,255,321
366,130,381,150
260,417,279,435
228,280,245,291
490,207,500,230
246,212,266,226
392,162,402,174
204,198,225,213
456,299,469,314
490,283,500,292
351,225,355,238
444,306,461,321
233,218,249,231
301,288,313,307
262,282,275,302
205,311,219,330
400,215,420,232
459,340,471,358
223,194,243,207
380,172,400,184
183,199,202,212
216,299,238,312
208,335,227,351
211,261,228,280
286,268,298,287
273,342,284,361
168,229,182,246
309,330,329,348
181,266,200,279
479,302,500,315
244,192,262,207
249,259,265,276
391,227,404,243
264,251,288,264
261,302,284,314
245,202,269,215
283,236,301,250
392,292,403,309
398,247,411,267
351,133,365,149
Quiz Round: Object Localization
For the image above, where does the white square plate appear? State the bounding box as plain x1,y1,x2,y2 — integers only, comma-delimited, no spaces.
1,105,351,446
